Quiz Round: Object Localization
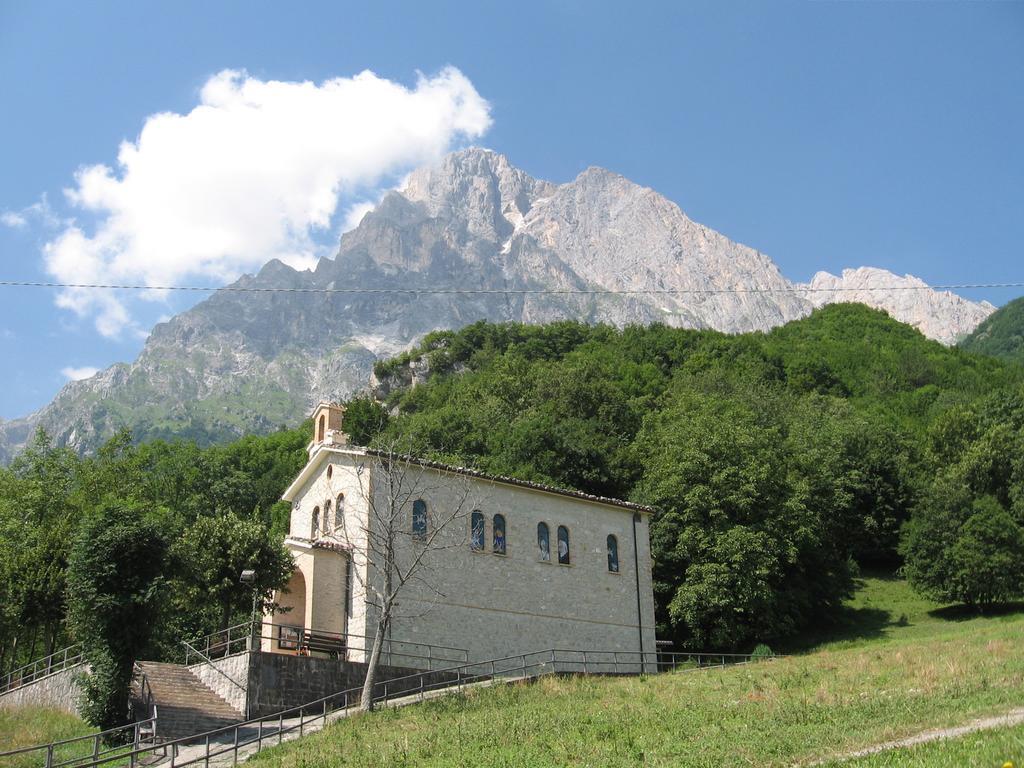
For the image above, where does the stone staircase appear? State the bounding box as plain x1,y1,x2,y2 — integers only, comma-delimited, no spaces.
135,661,244,739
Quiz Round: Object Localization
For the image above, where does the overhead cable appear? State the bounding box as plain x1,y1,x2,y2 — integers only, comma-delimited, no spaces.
0,280,1021,295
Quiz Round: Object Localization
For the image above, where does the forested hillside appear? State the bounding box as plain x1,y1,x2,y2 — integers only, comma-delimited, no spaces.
363,304,1023,648
960,295,1024,364
2,304,1021,689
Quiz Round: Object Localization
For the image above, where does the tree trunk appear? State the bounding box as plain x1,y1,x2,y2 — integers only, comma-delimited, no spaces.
5,635,18,677
44,625,56,669
359,615,389,712
26,627,38,665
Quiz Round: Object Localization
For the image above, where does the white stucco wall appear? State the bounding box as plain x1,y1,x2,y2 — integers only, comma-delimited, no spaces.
273,449,371,657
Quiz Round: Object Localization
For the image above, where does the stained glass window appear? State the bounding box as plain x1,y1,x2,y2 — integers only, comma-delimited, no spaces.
493,514,506,555
470,511,485,551
335,493,345,529
537,522,550,562
412,499,427,540
312,506,321,538
557,525,570,565
607,534,619,573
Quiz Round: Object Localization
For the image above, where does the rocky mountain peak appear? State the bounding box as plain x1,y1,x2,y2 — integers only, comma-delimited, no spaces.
400,147,556,240
0,150,1000,461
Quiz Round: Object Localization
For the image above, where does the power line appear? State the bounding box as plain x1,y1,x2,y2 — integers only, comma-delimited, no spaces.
0,280,1021,295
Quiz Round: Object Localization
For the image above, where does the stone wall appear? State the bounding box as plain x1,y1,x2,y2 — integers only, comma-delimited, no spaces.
284,450,657,667
381,462,658,667
0,664,85,715
246,651,457,718
188,652,248,715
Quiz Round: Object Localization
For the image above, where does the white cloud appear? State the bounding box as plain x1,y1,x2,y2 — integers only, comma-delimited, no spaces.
4,197,61,230
44,67,492,337
61,366,100,381
340,200,379,233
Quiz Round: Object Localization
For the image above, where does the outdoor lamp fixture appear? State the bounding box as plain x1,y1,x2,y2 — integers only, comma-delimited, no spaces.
241,569,260,658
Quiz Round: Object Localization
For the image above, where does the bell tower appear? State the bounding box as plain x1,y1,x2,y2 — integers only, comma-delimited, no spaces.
311,402,347,450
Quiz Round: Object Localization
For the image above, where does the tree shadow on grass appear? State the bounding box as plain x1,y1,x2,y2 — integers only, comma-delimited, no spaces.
775,571,908,654
777,603,892,654
928,601,1024,622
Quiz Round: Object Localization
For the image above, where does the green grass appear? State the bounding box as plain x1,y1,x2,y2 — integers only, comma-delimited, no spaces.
0,707,95,768
828,722,1024,767
246,576,1024,767
781,569,1024,653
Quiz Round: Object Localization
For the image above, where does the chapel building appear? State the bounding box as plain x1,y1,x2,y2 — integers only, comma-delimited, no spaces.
261,402,657,668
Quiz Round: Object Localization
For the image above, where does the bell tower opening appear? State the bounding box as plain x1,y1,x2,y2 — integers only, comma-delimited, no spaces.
311,402,347,448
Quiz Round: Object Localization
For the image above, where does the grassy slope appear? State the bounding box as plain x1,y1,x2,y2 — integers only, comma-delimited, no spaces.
0,707,95,768
248,576,1024,768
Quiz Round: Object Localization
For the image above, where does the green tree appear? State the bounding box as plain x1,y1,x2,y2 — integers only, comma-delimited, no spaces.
0,430,81,672
634,388,855,650
903,492,1024,608
343,396,390,446
66,500,167,730
170,511,294,634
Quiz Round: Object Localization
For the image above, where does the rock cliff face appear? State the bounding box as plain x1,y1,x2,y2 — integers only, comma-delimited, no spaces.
0,149,995,459
802,268,995,346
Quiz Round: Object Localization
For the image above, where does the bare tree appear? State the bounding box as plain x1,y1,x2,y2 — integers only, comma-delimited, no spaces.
348,443,479,712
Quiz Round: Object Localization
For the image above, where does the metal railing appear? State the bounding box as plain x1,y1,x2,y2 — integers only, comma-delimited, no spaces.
49,646,779,768
181,640,246,694
182,625,250,665
183,621,470,672
131,662,158,723
0,715,157,768
1,645,84,695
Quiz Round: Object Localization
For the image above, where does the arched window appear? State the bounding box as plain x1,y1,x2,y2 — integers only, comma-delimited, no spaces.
317,414,326,442
335,493,345,529
537,522,550,562
324,500,332,532
493,514,506,555
312,506,321,538
557,525,570,565
327,464,333,479
412,499,427,540
607,534,619,573
470,511,485,551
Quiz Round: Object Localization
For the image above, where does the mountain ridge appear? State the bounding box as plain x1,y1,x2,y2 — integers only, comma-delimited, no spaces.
0,148,996,460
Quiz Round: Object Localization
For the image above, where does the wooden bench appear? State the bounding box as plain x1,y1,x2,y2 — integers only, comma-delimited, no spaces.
303,631,346,658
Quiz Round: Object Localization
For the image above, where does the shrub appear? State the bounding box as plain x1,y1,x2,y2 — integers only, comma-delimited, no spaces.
750,644,774,660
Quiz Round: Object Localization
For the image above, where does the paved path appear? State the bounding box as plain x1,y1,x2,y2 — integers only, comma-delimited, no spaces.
811,707,1024,765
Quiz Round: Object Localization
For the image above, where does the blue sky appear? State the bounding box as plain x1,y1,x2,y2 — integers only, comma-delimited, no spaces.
1,0,1022,419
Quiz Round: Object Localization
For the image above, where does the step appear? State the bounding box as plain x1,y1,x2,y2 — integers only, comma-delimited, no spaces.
136,661,243,740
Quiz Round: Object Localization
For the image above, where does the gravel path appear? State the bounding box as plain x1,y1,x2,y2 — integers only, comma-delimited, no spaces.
813,707,1024,765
